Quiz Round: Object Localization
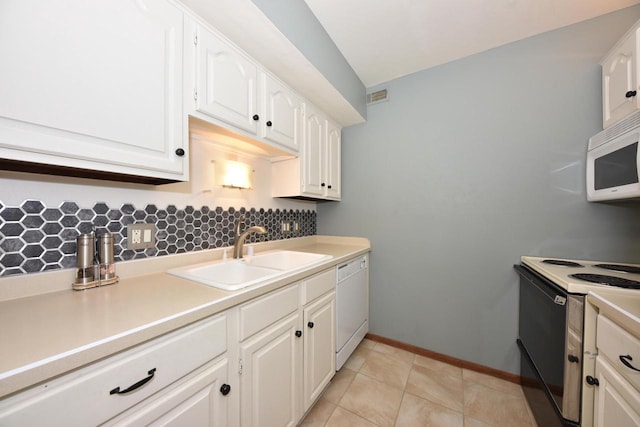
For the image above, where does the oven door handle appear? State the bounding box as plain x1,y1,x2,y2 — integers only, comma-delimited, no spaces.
514,265,567,305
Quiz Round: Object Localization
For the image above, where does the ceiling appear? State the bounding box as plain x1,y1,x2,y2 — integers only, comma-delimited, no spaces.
304,0,640,88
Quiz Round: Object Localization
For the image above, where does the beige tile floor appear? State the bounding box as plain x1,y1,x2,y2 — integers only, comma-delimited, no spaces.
301,339,537,427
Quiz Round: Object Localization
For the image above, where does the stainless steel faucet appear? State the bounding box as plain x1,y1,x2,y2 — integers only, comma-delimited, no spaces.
233,216,267,259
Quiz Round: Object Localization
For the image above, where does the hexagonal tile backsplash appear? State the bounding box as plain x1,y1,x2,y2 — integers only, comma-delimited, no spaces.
0,200,316,277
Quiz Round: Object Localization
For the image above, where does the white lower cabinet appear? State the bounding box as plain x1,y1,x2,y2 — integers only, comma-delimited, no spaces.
303,291,336,411
593,314,640,427
0,315,228,426
0,268,339,427
102,358,230,426
239,312,302,427
594,357,640,427
238,268,336,426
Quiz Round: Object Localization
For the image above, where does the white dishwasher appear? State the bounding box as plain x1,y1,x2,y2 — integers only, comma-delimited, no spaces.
336,254,368,370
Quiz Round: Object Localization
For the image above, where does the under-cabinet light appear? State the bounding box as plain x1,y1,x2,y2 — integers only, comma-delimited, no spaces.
214,159,253,189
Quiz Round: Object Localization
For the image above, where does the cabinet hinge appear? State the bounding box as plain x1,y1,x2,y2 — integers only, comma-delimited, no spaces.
238,358,243,375
193,32,198,46
194,89,198,102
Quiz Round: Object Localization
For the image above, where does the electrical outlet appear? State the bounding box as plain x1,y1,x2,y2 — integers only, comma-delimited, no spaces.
293,221,299,232
127,223,156,250
131,229,142,245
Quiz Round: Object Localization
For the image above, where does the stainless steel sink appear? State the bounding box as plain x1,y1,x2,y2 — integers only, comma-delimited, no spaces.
167,250,331,291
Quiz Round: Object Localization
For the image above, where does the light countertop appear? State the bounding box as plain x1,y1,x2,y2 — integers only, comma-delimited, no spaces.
588,290,640,340
0,235,370,399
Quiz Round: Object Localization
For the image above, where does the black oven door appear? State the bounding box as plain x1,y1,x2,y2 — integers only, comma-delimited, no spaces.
515,265,581,427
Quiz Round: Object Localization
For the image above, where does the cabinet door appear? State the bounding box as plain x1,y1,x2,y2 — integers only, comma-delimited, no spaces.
0,0,186,180
240,314,302,427
195,25,258,135
594,357,640,427
602,32,639,128
261,74,301,152
102,358,231,427
303,292,336,411
325,120,342,200
302,107,325,197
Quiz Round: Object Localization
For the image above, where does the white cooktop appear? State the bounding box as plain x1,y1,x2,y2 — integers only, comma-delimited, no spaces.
521,256,640,295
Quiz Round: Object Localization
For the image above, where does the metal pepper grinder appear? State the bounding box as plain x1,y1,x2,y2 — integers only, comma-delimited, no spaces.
96,232,118,286
73,233,98,290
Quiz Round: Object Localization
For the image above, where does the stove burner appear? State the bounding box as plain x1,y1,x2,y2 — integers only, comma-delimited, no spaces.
542,259,584,267
594,264,640,274
569,273,640,289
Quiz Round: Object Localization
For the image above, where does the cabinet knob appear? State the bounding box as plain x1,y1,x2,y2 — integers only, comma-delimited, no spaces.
295,330,302,338
266,121,272,127
585,375,599,386
620,354,640,372
175,148,185,157
307,321,314,329
253,114,260,121
321,183,326,187
567,354,579,363
220,383,231,396
626,90,637,98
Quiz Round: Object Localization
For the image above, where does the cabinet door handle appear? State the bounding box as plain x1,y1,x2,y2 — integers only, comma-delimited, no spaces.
253,114,260,121
585,375,599,386
110,368,156,395
266,121,272,127
620,354,640,372
175,148,185,157
295,330,302,337
307,321,314,328
568,354,579,363
626,90,637,98
327,185,332,189
220,383,231,396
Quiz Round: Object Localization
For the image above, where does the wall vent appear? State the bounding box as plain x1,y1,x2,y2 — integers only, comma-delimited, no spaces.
366,88,389,105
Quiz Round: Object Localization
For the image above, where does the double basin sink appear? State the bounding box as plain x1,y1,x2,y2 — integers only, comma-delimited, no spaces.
168,250,332,291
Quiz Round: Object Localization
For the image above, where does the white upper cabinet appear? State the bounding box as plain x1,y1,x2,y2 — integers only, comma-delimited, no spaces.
0,0,187,182
260,73,301,152
272,103,341,200
325,119,342,200
192,23,258,135
187,19,300,155
601,22,640,129
302,107,326,197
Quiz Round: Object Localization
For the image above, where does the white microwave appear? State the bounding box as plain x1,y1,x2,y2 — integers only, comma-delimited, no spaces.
587,111,640,202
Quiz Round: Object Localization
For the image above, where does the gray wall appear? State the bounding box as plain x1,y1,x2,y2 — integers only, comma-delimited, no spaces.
318,6,640,374
251,0,366,119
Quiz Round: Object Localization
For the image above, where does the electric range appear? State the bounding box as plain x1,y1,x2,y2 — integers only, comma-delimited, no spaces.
516,256,640,427
521,256,640,295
